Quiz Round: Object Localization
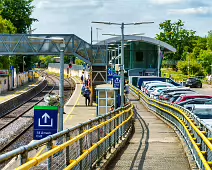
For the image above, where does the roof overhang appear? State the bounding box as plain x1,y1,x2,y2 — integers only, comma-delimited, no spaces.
96,35,176,53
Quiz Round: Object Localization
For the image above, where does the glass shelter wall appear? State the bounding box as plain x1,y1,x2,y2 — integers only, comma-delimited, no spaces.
124,42,158,71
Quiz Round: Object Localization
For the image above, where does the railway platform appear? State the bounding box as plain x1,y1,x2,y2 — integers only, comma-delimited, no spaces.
0,80,38,104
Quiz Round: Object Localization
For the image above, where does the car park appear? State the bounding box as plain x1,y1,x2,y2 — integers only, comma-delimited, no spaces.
185,78,202,88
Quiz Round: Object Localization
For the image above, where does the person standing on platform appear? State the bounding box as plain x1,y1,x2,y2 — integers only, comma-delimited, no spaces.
81,74,84,83
84,86,91,106
124,80,130,103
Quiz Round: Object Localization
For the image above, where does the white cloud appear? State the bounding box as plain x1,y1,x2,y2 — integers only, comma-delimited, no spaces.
168,7,212,15
150,0,183,5
35,0,104,9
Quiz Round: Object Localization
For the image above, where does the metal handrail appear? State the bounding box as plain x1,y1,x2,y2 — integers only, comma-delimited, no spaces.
64,109,134,170
129,84,212,170
15,106,134,170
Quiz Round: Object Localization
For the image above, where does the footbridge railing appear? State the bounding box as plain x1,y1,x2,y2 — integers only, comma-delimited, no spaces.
130,84,212,170
0,104,134,170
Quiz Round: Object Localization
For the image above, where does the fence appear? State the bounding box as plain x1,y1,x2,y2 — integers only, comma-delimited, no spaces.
0,104,134,170
129,84,212,170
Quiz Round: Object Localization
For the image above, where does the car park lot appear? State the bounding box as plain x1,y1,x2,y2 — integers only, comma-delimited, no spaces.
140,80,212,127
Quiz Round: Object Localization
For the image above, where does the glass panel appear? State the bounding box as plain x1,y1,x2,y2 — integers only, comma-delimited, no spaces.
107,90,114,98
99,107,107,115
99,91,106,98
107,99,114,106
99,99,106,106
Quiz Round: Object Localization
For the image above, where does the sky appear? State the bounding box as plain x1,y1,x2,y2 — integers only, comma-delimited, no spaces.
32,0,212,43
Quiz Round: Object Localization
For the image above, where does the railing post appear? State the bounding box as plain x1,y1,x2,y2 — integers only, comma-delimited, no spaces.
65,132,70,166
47,140,53,170
120,108,123,140
116,110,120,144
97,118,101,166
103,116,107,159
113,111,116,148
20,151,28,165
89,121,93,169
109,112,112,153
79,125,83,170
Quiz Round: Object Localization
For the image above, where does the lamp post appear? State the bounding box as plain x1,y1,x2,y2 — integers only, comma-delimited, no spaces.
29,36,65,132
92,21,153,107
23,56,25,71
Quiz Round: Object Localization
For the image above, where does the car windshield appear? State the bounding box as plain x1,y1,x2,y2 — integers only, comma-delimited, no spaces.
175,96,182,103
193,108,212,119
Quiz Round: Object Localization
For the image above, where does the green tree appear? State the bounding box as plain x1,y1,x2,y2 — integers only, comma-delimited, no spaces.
197,50,212,74
1,0,37,33
0,15,16,33
177,53,204,76
156,19,196,61
75,59,84,65
207,30,212,51
39,56,56,67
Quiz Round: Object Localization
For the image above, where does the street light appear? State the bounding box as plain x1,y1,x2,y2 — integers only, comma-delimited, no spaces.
92,21,154,107
23,56,26,72
29,36,65,132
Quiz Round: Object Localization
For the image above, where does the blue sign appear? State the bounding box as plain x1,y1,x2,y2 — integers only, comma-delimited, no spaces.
10,66,14,70
108,69,113,75
107,75,113,81
34,106,58,140
113,76,120,88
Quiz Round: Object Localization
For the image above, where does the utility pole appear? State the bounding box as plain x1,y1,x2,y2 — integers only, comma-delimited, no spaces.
92,21,153,107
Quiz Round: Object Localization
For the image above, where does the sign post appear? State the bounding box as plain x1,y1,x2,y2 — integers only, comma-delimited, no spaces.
34,106,58,140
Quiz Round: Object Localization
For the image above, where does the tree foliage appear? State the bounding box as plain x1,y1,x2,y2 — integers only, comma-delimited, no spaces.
1,0,37,33
0,15,16,33
156,19,196,61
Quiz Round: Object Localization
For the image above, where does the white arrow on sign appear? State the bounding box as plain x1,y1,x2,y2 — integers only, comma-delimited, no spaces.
42,113,50,123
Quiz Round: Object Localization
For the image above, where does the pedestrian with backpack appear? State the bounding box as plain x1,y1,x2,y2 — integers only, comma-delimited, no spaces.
83,86,91,106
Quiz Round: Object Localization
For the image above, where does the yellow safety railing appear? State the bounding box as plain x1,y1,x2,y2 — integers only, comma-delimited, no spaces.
129,84,212,170
64,108,134,170
16,105,134,170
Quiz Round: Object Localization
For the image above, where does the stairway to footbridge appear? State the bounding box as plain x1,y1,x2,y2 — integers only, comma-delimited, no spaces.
0,84,211,170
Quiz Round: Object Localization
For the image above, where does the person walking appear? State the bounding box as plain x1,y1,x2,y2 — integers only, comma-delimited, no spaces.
84,86,91,106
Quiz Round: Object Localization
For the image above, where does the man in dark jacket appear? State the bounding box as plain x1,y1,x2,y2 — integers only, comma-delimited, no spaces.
84,86,91,106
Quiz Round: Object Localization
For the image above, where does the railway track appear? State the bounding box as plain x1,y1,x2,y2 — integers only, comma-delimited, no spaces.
0,75,56,153
0,72,74,155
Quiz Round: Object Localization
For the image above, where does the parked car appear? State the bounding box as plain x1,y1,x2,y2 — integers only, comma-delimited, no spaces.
189,105,212,126
150,87,172,99
145,82,174,96
185,78,202,88
137,76,181,89
162,91,197,101
174,94,212,104
141,81,162,91
177,98,212,107
159,88,194,100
